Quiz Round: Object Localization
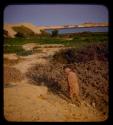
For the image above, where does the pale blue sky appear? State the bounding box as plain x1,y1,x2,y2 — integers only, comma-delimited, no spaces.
4,4,108,26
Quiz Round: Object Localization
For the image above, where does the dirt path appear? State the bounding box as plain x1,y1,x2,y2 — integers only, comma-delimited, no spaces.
4,45,106,122
12,45,64,73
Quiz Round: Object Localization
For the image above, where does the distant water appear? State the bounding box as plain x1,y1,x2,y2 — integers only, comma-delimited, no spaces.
46,26,108,34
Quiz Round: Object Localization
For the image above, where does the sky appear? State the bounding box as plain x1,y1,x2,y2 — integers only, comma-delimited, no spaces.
4,4,108,26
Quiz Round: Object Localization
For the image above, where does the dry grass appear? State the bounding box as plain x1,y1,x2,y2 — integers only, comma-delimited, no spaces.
74,60,108,115
26,42,108,116
4,57,24,66
26,63,68,95
4,66,24,86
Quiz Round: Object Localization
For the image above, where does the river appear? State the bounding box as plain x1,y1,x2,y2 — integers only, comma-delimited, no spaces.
45,26,108,34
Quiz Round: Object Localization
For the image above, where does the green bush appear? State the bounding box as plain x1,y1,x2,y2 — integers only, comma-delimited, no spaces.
4,32,108,48
51,29,59,37
4,45,33,56
4,45,23,53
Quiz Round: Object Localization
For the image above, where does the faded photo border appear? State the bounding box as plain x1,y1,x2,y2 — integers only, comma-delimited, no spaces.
0,0,112,124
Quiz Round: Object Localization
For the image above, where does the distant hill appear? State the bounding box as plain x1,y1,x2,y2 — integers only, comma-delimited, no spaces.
78,22,108,27
4,23,46,38
4,24,17,38
12,25,36,37
4,22,108,38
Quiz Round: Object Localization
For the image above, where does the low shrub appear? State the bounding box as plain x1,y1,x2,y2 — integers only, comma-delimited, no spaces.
52,48,76,64
16,50,33,56
26,42,108,115
4,66,23,85
52,42,108,64
4,45,23,53
26,63,68,95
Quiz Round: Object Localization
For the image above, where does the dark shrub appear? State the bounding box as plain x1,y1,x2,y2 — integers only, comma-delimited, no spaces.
40,30,50,37
16,50,33,56
26,42,108,115
13,25,35,38
51,29,59,37
52,42,108,64
4,30,9,38
53,48,76,64
26,63,68,95
15,32,25,38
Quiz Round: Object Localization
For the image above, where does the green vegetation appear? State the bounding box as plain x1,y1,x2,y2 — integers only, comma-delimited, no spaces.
4,32,108,54
4,32,108,45
73,32,108,42
4,45,23,53
4,45,34,56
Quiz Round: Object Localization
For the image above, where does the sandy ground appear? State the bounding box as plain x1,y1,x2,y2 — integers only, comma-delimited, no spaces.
4,44,106,122
4,79,105,122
